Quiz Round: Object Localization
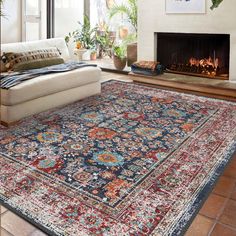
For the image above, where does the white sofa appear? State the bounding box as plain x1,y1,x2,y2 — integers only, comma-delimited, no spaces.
0,38,101,126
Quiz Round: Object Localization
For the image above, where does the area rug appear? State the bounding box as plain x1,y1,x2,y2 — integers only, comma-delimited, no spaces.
0,81,236,236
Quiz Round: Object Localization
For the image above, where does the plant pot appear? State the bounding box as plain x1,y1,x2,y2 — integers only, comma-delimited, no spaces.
113,56,127,70
119,27,129,39
82,49,91,60
127,42,137,66
90,52,97,60
106,0,115,9
74,48,87,62
109,31,116,43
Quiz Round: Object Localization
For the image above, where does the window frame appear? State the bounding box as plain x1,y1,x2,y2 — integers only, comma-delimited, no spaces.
47,0,90,38
22,0,42,41
22,0,92,40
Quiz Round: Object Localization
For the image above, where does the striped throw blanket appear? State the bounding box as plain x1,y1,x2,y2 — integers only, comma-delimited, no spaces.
132,61,160,71
131,60,164,76
0,61,97,89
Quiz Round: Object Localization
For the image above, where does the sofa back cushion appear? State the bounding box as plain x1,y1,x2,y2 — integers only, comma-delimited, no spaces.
2,48,64,72
1,38,70,72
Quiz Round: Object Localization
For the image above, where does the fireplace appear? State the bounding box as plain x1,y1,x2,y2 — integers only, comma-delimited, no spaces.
156,33,230,80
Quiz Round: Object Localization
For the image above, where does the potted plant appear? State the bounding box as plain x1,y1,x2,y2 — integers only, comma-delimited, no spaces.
65,15,97,60
109,0,138,66
113,44,127,70
96,26,116,59
90,48,97,60
109,0,137,33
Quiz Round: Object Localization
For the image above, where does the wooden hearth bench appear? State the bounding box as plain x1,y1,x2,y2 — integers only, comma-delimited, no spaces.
128,72,236,102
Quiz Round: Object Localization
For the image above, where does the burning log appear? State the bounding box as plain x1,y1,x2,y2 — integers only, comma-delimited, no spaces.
170,56,220,77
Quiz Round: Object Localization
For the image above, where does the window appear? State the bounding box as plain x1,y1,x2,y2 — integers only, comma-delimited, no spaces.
54,0,84,38
90,0,135,38
22,0,47,41
22,0,84,41
22,0,135,42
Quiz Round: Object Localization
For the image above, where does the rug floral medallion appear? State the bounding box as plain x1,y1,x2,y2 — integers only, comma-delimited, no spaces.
0,81,236,236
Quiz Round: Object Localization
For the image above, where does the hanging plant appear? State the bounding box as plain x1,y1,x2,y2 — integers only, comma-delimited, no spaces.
109,0,137,33
210,0,223,10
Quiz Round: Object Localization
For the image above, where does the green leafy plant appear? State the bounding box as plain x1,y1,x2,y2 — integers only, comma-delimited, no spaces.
109,0,137,33
113,43,127,60
96,27,115,58
113,33,138,59
122,33,137,45
113,42,127,70
210,0,223,10
65,15,97,50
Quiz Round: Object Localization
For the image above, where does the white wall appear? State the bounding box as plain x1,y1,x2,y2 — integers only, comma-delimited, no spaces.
138,0,236,81
1,0,22,43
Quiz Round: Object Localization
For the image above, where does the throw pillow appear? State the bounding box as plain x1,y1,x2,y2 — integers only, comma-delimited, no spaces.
1,48,64,72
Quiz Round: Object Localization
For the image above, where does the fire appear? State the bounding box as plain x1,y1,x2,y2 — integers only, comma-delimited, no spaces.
169,54,227,78
188,56,219,76
189,57,219,68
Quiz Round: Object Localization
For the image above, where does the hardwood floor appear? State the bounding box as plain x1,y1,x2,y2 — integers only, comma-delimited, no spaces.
1,72,236,236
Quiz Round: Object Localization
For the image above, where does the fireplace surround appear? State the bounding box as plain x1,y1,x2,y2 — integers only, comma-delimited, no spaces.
138,0,236,81
156,32,230,80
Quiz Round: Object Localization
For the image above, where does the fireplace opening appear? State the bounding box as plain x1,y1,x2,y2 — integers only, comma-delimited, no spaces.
156,33,230,80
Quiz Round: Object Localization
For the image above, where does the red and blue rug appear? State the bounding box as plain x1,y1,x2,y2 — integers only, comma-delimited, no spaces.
0,81,236,236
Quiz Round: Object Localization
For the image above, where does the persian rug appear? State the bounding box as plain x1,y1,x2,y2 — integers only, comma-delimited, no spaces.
0,81,236,236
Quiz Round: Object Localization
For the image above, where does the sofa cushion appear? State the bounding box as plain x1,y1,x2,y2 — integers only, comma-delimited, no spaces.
1,38,70,63
1,48,64,72
1,66,101,106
